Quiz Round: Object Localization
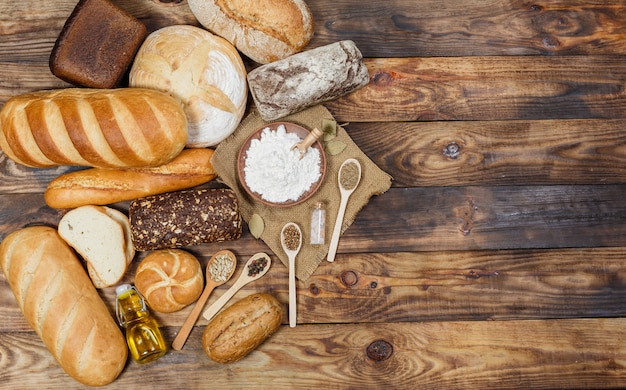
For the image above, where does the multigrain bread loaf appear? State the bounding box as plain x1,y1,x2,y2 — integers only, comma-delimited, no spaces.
188,0,314,64
0,88,187,168
134,249,204,313
129,188,242,251
202,293,283,363
50,0,147,88
247,40,370,121
45,148,217,209
129,25,247,147
58,205,135,288
0,226,128,386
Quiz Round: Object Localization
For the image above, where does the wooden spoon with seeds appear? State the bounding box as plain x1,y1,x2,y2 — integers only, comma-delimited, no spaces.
327,158,362,262
171,249,236,351
281,222,302,327
202,252,272,322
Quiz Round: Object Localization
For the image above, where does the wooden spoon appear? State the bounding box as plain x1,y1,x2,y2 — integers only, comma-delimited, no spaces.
171,249,236,351
202,252,272,322
327,158,362,262
281,222,302,327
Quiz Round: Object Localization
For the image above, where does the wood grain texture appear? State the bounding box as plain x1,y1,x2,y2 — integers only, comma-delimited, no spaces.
3,0,626,388
327,56,626,122
2,319,626,389
308,0,626,57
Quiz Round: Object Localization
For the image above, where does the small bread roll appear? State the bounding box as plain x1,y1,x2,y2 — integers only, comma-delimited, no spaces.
202,293,283,363
135,249,204,313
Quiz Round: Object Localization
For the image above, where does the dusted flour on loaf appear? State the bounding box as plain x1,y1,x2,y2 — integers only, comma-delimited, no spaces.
247,40,370,121
130,188,242,250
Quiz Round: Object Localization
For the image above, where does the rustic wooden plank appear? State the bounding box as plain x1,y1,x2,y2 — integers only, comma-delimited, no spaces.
5,0,626,64
3,184,626,253
328,56,626,122
346,184,626,253
347,119,626,186
5,247,626,332
2,318,626,389
308,0,626,57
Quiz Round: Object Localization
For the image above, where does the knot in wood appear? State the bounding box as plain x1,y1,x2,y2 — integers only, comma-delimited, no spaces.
309,284,320,295
366,340,393,361
340,270,359,287
443,142,461,159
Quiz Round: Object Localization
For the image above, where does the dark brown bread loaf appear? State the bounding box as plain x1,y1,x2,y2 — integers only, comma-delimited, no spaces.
50,0,147,88
247,40,370,121
129,188,242,250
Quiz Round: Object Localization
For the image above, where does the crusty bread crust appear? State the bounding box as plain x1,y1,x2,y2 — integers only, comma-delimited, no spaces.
44,148,217,209
0,226,128,386
129,25,247,147
202,293,283,363
188,0,314,64
0,88,187,168
135,249,204,313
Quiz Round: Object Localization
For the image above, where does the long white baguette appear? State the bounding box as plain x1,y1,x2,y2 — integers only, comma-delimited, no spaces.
0,88,188,168
0,226,128,386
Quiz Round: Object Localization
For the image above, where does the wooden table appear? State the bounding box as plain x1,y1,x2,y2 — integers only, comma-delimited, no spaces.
3,0,626,388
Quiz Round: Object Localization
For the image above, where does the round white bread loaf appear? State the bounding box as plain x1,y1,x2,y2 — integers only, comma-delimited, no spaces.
188,0,314,64
134,249,204,313
129,25,247,147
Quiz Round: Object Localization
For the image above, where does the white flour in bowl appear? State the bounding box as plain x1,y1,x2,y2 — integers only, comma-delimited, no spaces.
244,125,321,203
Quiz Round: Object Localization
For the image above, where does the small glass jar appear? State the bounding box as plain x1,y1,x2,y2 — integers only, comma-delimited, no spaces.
310,201,326,245
115,284,167,364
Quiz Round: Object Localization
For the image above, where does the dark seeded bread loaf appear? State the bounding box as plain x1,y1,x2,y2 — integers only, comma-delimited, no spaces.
129,188,242,250
50,0,147,88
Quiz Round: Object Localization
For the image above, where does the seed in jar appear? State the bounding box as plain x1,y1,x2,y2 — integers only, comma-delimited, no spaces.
247,257,268,277
209,253,234,282
283,224,301,251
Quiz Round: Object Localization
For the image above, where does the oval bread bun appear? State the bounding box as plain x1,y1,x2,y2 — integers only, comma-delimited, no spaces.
188,0,314,64
135,249,204,313
129,25,247,147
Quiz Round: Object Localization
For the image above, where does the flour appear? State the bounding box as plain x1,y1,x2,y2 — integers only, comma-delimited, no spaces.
244,125,321,203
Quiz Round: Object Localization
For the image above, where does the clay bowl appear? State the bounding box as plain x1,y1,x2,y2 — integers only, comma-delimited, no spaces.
237,121,327,207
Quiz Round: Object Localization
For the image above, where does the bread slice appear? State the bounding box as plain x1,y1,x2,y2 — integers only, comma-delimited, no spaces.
58,205,132,288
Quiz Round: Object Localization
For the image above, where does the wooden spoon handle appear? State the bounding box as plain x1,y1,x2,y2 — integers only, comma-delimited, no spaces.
171,283,216,350
288,254,297,327
327,191,350,262
201,277,247,321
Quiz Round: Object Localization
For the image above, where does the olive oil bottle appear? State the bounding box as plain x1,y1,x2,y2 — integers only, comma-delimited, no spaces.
115,284,167,363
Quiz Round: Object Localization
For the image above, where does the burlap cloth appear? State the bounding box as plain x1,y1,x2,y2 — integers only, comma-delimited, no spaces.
211,104,392,281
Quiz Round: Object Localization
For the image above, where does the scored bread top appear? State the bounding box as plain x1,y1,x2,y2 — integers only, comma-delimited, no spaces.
188,0,314,64
0,226,127,386
0,88,187,168
129,25,247,148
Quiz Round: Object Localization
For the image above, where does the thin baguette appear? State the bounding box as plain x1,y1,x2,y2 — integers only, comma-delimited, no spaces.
45,148,217,209
0,226,128,386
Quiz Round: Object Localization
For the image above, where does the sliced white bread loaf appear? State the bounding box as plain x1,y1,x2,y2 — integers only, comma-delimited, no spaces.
58,205,134,288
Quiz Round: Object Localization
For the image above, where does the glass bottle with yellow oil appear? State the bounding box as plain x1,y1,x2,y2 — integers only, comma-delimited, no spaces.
115,284,167,363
